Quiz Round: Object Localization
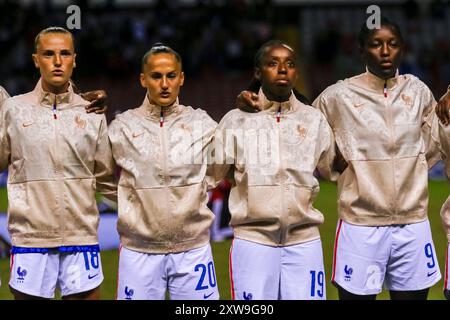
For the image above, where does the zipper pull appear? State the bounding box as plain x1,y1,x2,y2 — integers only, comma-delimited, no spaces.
383,80,387,98
53,94,57,119
160,109,164,127
276,105,281,123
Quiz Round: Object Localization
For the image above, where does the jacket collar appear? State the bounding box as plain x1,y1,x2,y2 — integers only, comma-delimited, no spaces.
142,94,181,120
364,67,399,92
258,88,295,113
34,78,73,109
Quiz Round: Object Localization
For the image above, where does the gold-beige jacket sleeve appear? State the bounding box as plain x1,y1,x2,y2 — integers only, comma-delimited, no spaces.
315,112,339,182
0,100,10,171
421,86,441,168
209,119,234,188
94,116,117,202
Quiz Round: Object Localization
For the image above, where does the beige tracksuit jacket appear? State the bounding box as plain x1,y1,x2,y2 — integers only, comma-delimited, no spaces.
213,89,338,247
108,95,217,254
0,80,117,247
313,70,439,226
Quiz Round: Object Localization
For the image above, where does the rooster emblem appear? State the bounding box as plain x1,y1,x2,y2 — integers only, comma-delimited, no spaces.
125,286,134,300
344,265,353,281
17,267,27,282
243,291,253,300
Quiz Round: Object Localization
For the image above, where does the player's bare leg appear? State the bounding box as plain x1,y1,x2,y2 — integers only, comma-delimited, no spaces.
389,289,428,300
336,284,376,300
9,286,49,300
62,286,101,300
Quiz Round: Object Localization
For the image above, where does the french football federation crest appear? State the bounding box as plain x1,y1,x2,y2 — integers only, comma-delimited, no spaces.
344,265,353,282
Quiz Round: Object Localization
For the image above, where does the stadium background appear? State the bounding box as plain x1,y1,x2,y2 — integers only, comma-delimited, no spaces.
0,0,449,299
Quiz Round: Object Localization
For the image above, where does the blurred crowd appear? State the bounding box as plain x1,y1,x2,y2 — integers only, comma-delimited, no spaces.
1,0,449,119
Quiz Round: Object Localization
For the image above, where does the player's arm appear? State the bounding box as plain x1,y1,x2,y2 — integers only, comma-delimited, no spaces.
94,116,117,202
333,145,347,174
209,122,234,186
0,103,10,171
315,115,340,181
421,86,442,168
436,86,450,126
71,80,108,114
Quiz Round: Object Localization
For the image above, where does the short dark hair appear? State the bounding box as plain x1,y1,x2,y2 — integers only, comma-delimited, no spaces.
34,26,74,53
141,43,182,72
358,16,404,49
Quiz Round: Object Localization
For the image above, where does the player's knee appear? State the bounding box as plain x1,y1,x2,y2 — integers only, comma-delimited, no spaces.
335,283,376,300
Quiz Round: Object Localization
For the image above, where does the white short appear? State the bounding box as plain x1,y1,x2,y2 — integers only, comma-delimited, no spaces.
116,243,219,300
332,219,441,295
9,251,104,298
230,238,326,300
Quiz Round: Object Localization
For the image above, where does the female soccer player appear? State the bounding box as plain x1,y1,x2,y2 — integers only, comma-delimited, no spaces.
109,44,219,300
0,27,117,300
213,40,338,300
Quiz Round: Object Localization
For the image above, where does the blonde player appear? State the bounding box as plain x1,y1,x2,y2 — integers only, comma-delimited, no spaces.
109,44,219,300
0,27,116,300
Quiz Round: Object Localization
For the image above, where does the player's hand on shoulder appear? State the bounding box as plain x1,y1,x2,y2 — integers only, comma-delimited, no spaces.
236,91,260,113
82,90,108,114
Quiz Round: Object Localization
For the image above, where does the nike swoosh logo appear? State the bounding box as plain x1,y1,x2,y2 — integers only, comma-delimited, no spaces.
427,270,437,277
203,292,214,299
22,122,33,127
132,132,144,138
354,103,365,108
88,274,99,279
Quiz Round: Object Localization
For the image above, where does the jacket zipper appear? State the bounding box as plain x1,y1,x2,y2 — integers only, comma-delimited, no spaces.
52,94,64,243
52,95,58,119
277,102,287,244
276,105,281,123
160,106,171,250
384,80,397,216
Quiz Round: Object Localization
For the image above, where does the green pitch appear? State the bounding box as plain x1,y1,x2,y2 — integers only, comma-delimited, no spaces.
0,180,448,300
